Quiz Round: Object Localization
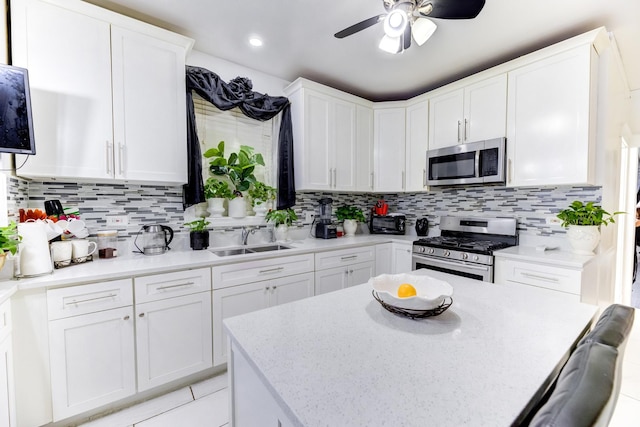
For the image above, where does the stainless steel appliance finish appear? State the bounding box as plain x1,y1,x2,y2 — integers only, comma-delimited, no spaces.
426,137,506,186
412,216,517,282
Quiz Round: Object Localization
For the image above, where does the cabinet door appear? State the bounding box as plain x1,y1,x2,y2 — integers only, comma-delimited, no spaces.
391,242,413,273
314,266,349,295
332,99,357,191
506,45,594,187
348,261,375,287
13,0,113,179
269,273,315,307
136,292,213,391
49,307,135,421
375,243,393,275
355,105,374,191
0,336,15,427
428,88,463,149
373,108,406,192
405,101,429,191
213,282,270,366
463,74,507,143
111,26,188,184
302,90,332,189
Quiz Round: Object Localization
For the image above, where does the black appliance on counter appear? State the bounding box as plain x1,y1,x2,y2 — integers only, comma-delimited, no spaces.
369,214,406,235
412,216,517,282
315,197,337,239
415,218,428,236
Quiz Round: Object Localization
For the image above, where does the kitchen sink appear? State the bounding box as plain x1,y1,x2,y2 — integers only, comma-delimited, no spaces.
248,244,291,252
209,244,292,257
210,248,256,257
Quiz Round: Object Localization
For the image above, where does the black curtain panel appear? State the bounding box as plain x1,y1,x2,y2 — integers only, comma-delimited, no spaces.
182,66,295,209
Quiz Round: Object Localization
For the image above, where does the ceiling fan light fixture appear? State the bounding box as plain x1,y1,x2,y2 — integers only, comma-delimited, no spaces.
379,34,401,54
383,9,408,37
412,17,437,46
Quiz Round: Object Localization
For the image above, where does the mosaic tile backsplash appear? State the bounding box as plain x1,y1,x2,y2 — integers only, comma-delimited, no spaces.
8,177,601,240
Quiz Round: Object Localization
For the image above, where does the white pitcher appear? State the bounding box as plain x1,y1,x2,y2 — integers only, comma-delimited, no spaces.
18,221,53,277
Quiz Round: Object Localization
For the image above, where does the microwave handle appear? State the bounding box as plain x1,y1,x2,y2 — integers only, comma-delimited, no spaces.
475,150,480,178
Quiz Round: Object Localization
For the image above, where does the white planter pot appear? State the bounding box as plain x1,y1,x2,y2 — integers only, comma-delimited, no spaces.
207,198,225,218
253,200,268,217
343,219,358,237
274,224,289,242
566,225,600,255
228,198,247,219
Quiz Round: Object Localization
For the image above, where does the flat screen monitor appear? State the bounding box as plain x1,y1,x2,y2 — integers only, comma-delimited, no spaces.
0,64,36,155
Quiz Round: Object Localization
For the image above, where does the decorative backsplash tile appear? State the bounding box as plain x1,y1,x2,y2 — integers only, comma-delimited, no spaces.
7,177,601,240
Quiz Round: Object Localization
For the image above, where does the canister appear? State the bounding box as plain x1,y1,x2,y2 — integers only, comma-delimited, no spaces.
97,230,118,258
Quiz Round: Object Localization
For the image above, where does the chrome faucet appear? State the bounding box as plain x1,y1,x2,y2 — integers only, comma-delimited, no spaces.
241,226,257,245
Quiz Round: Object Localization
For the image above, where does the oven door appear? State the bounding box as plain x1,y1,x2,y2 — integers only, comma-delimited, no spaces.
412,254,493,282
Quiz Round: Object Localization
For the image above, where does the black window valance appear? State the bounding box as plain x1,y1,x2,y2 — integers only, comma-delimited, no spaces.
182,66,295,210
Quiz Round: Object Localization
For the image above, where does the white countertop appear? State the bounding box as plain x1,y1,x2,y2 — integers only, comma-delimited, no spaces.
224,270,598,427
494,245,596,268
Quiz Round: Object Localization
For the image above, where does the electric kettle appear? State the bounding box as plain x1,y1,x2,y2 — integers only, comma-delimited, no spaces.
139,224,174,255
415,218,429,236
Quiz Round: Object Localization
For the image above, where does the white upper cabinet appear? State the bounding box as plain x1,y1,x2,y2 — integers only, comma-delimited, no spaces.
429,74,507,150
506,44,595,187
373,107,406,192
285,78,371,192
405,100,429,192
11,0,193,184
355,105,374,191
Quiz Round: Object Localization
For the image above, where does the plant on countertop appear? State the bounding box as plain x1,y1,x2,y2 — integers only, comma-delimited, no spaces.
265,208,298,226
248,182,276,207
335,205,366,223
0,221,20,255
556,201,623,227
184,217,211,232
184,217,211,250
203,141,265,196
204,178,233,199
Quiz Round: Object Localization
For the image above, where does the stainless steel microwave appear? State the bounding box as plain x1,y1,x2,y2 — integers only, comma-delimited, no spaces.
426,138,506,186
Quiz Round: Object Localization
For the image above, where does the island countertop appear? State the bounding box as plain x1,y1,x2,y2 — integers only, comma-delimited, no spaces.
224,270,598,427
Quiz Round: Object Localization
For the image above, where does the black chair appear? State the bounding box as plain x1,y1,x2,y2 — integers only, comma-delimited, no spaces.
578,304,635,348
528,341,619,427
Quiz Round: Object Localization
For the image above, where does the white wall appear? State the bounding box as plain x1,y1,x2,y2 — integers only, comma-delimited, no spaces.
187,50,291,97
631,90,640,134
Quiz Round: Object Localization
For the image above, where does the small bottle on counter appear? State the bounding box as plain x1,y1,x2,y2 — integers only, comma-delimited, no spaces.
97,230,118,258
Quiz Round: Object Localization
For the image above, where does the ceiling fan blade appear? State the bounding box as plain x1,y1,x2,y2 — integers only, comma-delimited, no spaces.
403,22,411,50
334,15,386,38
419,0,486,19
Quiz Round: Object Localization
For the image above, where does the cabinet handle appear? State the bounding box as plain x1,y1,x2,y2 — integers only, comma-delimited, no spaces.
105,141,112,174
457,120,462,143
265,286,271,291
118,142,125,175
464,118,469,141
156,281,195,291
123,315,130,320
65,293,117,306
259,267,285,274
402,171,406,190
508,158,513,184
333,168,337,188
423,169,427,187
349,270,353,274
139,313,145,318
521,272,559,283
328,168,333,188
344,270,349,275
272,285,277,290
370,172,374,190
340,255,357,261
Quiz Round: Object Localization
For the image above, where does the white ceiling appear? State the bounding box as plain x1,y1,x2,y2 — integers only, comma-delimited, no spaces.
83,0,640,102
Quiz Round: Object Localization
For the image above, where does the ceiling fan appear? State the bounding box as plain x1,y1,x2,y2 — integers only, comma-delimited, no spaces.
334,0,486,54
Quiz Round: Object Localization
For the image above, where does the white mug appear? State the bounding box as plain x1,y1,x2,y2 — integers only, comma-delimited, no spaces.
66,219,86,236
50,241,73,265
71,240,97,260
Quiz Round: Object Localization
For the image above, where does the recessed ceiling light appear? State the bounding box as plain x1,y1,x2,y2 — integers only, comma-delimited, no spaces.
249,37,263,47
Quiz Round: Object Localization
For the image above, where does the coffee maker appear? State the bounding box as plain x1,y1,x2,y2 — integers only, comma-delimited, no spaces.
315,198,337,239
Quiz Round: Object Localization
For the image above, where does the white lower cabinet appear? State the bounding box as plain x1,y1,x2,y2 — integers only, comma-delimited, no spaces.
375,243,393,275
314,246,376,295
391,242,413,273
0,300,15,427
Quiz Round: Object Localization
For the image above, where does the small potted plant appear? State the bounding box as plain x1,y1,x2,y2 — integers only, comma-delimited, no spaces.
184,217,211,250
204,178,233,217
265,208,298,241
556,201,623,255
335,205,366,237
0,222,20,270
248,182,276,217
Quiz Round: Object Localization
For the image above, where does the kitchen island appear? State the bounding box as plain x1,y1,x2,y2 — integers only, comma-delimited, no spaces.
224,270,598,427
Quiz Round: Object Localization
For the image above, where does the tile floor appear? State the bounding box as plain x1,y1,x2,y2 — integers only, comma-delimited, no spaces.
81,311,640,427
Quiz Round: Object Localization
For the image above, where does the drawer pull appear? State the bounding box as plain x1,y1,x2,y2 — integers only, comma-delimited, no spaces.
65,293,117,306
521,272,559,283
123,315,130,321
259,267,284,274
156,281,195,291
139,313,145,318
340,255,357,261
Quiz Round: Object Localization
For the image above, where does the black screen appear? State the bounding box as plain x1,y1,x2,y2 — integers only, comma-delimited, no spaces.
0,64,36,155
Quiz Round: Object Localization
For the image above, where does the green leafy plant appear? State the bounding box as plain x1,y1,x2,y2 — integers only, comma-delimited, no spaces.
556,201,623,227
184,217,211,232
203,141,265,194
0,221,20,255
335,205,366,223
248,182,276,207
265,209,298,226
204,178,233,199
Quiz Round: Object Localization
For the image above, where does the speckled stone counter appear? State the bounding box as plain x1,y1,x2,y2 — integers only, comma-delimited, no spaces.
224,270,598,427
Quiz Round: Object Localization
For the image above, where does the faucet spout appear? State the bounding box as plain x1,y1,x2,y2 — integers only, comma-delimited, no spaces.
241,226,257,245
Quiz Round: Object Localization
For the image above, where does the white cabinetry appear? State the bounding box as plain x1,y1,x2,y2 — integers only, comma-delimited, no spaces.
0,300,15,427
373,107,406,192
47,279,135,421
405,100,429,191
506,44,595,187
374,242,413,275
11,0,193,184
429,74,507,149
314,246,375,295
212,255,315,366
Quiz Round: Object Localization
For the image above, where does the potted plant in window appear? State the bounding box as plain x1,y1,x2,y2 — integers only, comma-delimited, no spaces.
204,141,265,218
335,205,366,237
0,221,20,270
265,208,298,242
204,178,233,217
184,217,211,250
556,201,623,255
248,182,276,217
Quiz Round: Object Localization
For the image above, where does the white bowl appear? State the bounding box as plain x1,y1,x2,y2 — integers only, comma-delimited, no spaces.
369,273,453,310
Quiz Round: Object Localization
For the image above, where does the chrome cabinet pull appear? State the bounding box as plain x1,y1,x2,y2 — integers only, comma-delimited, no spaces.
370,172,374,190
265,286,271,291
65,293,116,306
340,255,357,261
521,272,559,283
118,142,125,175
259,267,284,274
106,141,112,174
333,168,337,188
156,281,195,291
349,270,353,274
139,313,145,318
508,158,513,184
402,171,406,189
123,315,130,320
272,285,277,290
423,169,427,187
464,118,469,141
457,120,462,142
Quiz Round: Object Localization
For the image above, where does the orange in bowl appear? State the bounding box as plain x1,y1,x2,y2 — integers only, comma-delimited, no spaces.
397,283,417,298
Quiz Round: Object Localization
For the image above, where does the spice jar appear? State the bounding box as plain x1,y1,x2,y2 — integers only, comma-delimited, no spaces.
97,230,118,258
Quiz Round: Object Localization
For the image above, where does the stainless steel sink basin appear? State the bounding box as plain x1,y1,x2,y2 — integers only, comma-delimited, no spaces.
210,248,255,257
249,244,291,252
209,244,291,257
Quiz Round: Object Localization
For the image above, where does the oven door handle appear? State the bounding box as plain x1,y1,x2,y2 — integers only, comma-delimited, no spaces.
413,255,491,272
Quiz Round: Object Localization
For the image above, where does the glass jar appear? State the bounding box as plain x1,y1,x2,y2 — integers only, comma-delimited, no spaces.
97,230,118,258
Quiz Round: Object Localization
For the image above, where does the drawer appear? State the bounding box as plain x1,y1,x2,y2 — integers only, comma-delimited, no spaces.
212,254,314,290
495,258,581,295
314,246,376,271
135,268,211,303
47,279,133,320
0,299,11,343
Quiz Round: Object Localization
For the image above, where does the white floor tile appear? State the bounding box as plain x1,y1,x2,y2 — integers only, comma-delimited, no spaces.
609,394,640,427
135,389,228,427
190,372,229,399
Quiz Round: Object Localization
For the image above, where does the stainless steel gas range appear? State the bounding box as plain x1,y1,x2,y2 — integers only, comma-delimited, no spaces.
412,216,518,282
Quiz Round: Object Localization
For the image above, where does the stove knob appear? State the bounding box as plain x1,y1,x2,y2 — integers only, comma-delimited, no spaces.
428,248,435,254
443,250,450,257
418,247,424,253
474,255,479,261
461,253,468,260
